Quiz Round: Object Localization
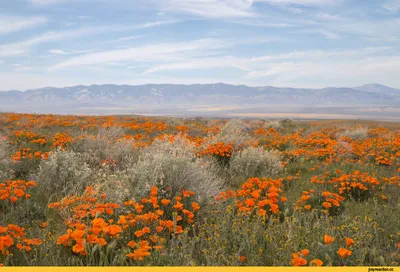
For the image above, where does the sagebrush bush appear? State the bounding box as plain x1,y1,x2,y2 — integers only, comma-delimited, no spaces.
262,120,282,130
35,149,93,202
229,147,282,186
207,119,252,148
0,135,13,180
128,136,223,203
337,127,368,140
71,127,138,170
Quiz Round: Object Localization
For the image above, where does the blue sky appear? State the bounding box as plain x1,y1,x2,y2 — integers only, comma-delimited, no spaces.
1,0,400,90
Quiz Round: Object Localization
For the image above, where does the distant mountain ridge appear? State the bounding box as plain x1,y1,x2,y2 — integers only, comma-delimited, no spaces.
0,83,399,118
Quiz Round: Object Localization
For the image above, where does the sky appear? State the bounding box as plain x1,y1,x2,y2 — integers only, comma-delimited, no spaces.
0,0,400,90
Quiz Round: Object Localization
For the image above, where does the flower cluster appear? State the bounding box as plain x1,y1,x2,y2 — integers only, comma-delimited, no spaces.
49,186,200,261
198,142,234,158
292,249,323,266
217,177,287,217
0,224,42,256
0,180,37,204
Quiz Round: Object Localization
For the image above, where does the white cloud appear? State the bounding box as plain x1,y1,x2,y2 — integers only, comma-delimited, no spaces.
26,0,77,4
114,35,143,42
317,12,341,20
137,46,399,88
0,15,47,35
0,20,179,58
153,0,339,18
383,0,400,12
49,49,98,55
25,0,339,19
49,49,68,55
144,47,391,73
51,38,232,70
0,27,100,57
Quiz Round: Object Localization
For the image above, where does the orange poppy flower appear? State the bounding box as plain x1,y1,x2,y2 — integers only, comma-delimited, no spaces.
156,226,163,233
150,187,158,196
135,230,144,237
153,245,163,251
128,241,137,248
310,259,323,266
175,226,183,234
106,225,122,236
192,202,200,211
345,237,354,247
239,256,247,262
258,208,267,216
161,199,171,206
322,202,332,209
96,238,107,246
0,227,8,234
301,249,309,257
324,234,335,245
292,256,307,266
0,235,14,250
56,234,70,245
173,202,184,210
14,189,24,197
72,241,85,254
337,248,352,259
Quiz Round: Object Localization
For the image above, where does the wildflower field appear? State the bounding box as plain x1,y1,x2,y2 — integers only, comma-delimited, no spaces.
0,112,399,267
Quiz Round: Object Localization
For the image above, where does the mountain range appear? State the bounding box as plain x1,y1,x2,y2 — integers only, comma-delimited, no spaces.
0,83,399,120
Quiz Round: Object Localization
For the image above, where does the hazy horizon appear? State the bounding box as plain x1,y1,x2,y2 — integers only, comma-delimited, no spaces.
1,82,399,92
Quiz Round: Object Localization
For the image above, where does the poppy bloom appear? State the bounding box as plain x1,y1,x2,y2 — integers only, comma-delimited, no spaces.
301,249,309,257
153,245,163,251
324,234,335,245
155,226,163,233
304,205,311,210
128,241,137,248
106,225,122,236
258,208,267,216
150,187,158,196
0,227,8,234
292,256,307,266
173,202,184,210
56,233,70,246
337,248,352,259
72,241,85,254
322,202,332,209
96,238,107,246
239,256,247,262
0,235,14,250
192,202,200,211
244,198,255,207
134,230,144,237
310,259,323,266
345,237,354,247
